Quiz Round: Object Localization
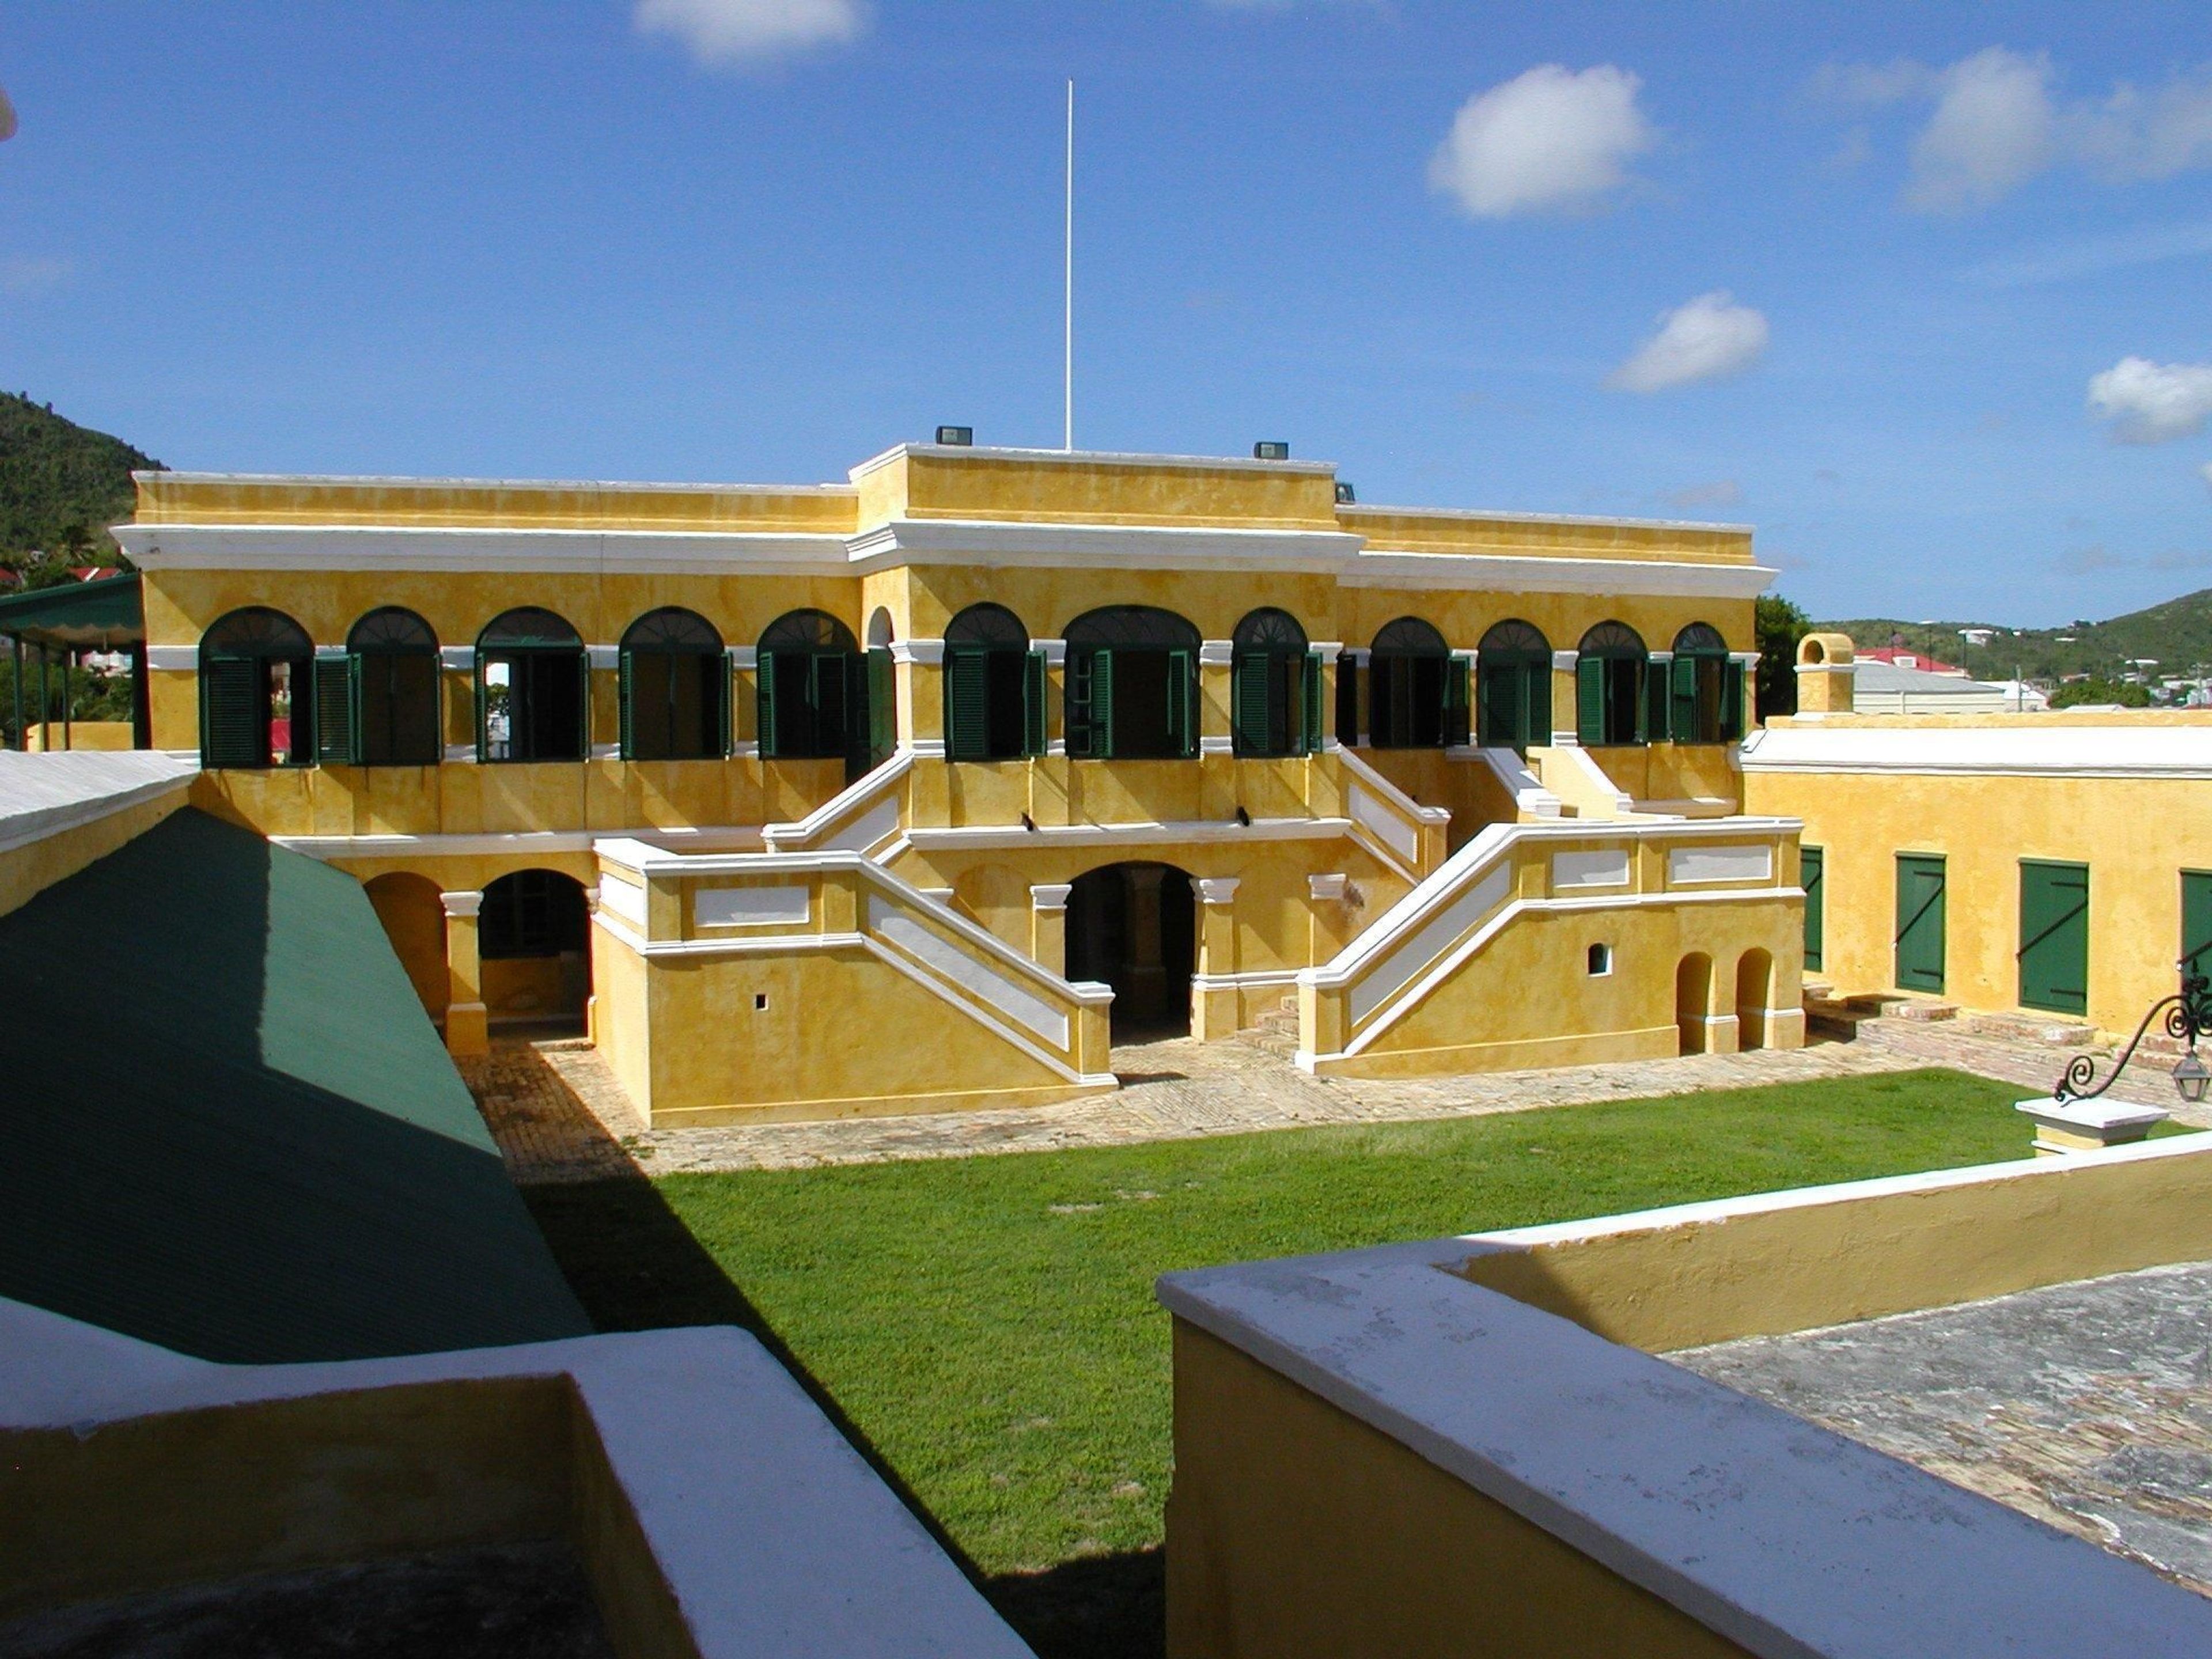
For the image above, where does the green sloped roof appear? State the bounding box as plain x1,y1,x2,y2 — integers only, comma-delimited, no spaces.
0,808,590,1362
0,571,142,650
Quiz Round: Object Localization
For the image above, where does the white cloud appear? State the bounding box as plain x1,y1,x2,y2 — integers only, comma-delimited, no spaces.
1817,50,2212,211
633,0,865,69
1904,47,2055,213
1965,219,2212,286
0,84,16,143
1607,292,1769,393
2086,357,2212,444
2075,69,2212,182
1428,64,1656,219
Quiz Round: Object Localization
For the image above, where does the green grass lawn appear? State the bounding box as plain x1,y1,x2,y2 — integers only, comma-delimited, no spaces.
521,1067,2084,1656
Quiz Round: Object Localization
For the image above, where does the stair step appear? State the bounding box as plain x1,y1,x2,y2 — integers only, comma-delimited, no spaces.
1965,1012,2097,1047
1843,994,1957,1022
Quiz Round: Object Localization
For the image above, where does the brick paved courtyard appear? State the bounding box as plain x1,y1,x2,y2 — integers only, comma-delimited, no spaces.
460,1011,2211,1187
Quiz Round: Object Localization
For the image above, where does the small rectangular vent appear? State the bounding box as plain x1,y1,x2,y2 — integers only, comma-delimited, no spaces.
936,426,974,446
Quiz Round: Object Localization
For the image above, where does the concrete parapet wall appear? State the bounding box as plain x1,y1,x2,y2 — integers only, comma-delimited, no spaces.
1456,1133,2212,1353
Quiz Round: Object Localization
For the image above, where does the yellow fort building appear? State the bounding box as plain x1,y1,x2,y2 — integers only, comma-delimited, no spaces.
113,439,1807,1124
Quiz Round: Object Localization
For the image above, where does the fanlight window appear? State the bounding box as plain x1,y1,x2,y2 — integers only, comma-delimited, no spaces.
1230,608,1321,758
620,607,728,762
1575,621,1649,747
758,610,872,773
316,607,444,768
1664,621,1744,744
1366,617,1467,750
943,603,1044,762
1063,605,1201,760
477,608,586,764
1476,619,1552,752
199,607,314,770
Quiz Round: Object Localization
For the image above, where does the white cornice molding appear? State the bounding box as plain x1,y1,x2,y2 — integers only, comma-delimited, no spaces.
844,517,1362,573
1338,501,1753,535
117,523,851,575
1344,552,1775,601
905,816,1354,852
119,518,1774,604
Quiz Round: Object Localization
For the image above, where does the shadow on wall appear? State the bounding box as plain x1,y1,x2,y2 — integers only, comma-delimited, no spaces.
0,809,588,1363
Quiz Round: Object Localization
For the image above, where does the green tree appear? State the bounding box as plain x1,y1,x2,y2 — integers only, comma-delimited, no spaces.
2048,677,2151,709
1755,593,1811,718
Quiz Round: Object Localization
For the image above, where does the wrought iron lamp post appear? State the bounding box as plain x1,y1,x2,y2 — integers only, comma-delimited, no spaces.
2053,961,2212,1106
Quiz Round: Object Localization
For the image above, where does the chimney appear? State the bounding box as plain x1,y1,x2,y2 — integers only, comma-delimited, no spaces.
1795,632,1855,715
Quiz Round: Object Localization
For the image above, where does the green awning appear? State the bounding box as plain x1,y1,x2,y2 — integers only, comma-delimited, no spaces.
0,572,143,652
0,808,592,1362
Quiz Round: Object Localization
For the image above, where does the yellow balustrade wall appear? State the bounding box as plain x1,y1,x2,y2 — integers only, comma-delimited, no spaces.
589,853,1114,1124
1302,828,1804,1080
1743,717,2212,1037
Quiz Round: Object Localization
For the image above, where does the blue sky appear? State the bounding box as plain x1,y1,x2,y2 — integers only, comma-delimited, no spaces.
2,2,2209,623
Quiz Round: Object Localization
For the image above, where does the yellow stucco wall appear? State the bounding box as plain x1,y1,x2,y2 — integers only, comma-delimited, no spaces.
1165,1320,1755,1659
1457,1138,2212,1354
1742,730,2212,1035
0,787,188,920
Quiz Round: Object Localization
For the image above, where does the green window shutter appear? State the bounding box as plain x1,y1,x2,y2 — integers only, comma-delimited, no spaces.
1671,654,1696,741
577,649,594,759
2184,872,2212,978
1168,648,1195,757
1444,657,1471,747
1065,650,1094,757
617,648,635,760
945,647,988,761
715,653,733,757
2018,861,2089,1015
1335,653,1359,744
1090,650,1115,758
1895,854,1946,993
1529,661,1554,748
1722,660,1747,741
1575,656,1604,745
202,658,263,768
1024,650,1048,756
1477,662,1505,747
473,654,490,763
314,653,352,764
755,651,779,758
868,647,895,765
1232,651,1273,755
842,653,870,765
1300,651,1323,753
1801,846,1824,971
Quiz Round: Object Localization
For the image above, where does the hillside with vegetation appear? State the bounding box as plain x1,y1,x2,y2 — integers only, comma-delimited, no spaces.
0,391,161,569
1823,588,2212,683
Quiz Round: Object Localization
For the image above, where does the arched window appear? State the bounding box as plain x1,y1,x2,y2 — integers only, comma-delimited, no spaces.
335,608,442,767
1063,606,1201,760
477,608,586,763
944,603,1043,762
1476,619,1552,752
620,608,728,762
199,608,313,769
1230,608,1320,757
758,609,866,772
1665,621,1742,745
1575,621,1648,747
1368,617,1467,749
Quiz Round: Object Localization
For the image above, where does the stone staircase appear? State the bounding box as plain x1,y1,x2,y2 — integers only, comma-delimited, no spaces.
1803,984,2093,1048
1242,995,1303,1063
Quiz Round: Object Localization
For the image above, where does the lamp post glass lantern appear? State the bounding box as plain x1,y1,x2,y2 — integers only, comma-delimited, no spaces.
2053,963,2212,1106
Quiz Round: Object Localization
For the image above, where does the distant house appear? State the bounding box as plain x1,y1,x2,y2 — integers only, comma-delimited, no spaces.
1849,658,2045,714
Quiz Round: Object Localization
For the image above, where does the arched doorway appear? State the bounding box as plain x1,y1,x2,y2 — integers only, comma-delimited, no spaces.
1735,948,1773,1051
364,872,449,1025
1066,862,1197,1037
480,869,592,1035
1676,952,1714,1055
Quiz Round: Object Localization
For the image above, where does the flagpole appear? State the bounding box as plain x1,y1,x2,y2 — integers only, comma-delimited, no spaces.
1063,78,1074,453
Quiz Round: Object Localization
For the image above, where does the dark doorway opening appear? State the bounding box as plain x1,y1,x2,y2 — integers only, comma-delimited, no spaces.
480,869,592,1035
1065,862,1196,1037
